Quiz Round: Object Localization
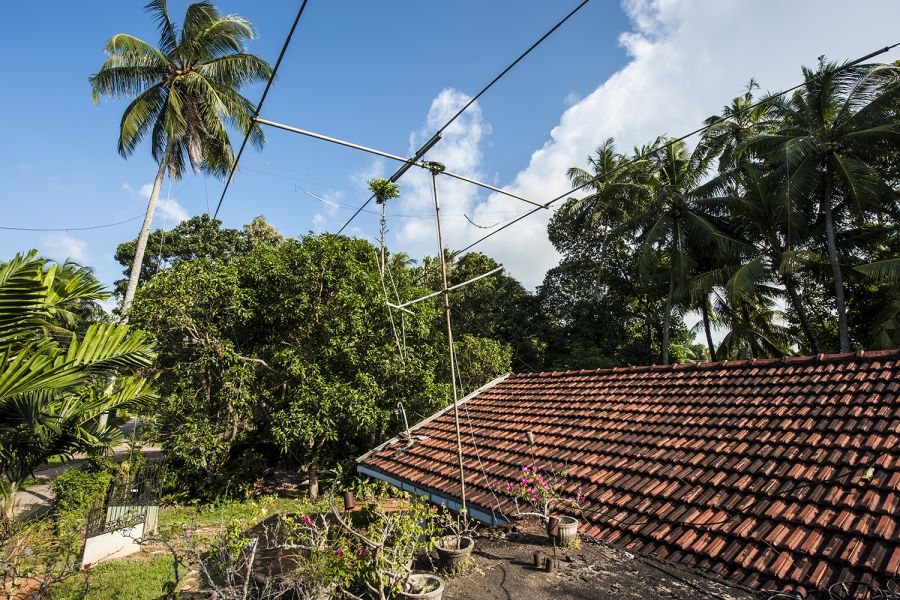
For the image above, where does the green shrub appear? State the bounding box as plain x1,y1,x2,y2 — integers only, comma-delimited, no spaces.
51,468,113,545
52,468,113,518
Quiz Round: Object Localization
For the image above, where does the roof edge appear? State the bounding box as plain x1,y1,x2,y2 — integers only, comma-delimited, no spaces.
508,348,900,379
356,372,511,464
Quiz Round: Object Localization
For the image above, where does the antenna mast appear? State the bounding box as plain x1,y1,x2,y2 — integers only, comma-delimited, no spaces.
429,161,467,513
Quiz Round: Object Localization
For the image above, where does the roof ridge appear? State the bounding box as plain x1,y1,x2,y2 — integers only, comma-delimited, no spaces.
509,348,900,379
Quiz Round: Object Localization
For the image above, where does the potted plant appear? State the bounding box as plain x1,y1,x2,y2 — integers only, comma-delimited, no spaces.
433,506,476,573
328,489,438,600
399,573,445,600
491,465,585,546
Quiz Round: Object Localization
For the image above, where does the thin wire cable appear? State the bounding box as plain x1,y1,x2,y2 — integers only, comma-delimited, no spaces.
212,0,311,219
456,41,900,255
0,215,143,232
335,0,591,235
439,0,590,136
6,172,199,232
156,178,173,271
382,245,409,354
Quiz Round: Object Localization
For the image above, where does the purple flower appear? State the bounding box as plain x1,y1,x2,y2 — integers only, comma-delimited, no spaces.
335,549,345,557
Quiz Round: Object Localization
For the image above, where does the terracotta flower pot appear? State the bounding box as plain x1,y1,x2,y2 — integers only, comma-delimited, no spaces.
399,574,445,600
549,515,578,546
434,535,474,572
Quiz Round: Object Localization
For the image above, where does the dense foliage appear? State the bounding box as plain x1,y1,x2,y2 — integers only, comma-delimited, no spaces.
125,233,511,494
0,252,156,524
551,60,900,362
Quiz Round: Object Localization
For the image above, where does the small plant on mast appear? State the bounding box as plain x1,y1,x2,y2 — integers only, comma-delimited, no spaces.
367,178,401,274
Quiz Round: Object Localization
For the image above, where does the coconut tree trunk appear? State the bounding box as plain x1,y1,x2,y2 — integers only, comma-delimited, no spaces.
591,217,610,301
781,272,820,354
701,300,716,361
122,155,168,315
661,272,676,365
822,170,850,352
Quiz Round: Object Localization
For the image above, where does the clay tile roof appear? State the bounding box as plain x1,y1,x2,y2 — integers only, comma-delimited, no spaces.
357,350,900,595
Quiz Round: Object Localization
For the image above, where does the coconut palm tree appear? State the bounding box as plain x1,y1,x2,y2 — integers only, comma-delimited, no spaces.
713,289,792,360
614,139,739,364
90,1,272,313
748,61,900,352
560,138,648,298
0,252,156,524
702,80,778,176
714,164,821,353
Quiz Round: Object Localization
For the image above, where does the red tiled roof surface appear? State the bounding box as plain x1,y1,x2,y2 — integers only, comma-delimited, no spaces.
358,350,900,595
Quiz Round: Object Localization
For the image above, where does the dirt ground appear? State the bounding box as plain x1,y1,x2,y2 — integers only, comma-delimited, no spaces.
439,520,759,600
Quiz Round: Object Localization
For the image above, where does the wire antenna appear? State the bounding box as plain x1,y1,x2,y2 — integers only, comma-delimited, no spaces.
212,0,311,219
335,0,591,234
455,40,900,255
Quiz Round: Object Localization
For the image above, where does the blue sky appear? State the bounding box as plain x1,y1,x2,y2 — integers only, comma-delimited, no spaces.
2,1,900,300
0,1,628,289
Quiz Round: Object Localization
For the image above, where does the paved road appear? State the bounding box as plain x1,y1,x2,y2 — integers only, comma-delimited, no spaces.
14,419,162,517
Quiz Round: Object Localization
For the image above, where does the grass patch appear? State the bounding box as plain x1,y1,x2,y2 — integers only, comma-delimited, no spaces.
159,495,315,530
48,555,182,600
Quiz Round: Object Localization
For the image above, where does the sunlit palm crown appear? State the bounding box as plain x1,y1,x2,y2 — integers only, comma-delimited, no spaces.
89,0,272,180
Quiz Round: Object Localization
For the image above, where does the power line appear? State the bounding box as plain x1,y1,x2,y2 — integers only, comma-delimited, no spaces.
0,215,143,232
212,0,311,219
4,173,198,233
455,41,900,255
335,0,592,234
439,0,590,136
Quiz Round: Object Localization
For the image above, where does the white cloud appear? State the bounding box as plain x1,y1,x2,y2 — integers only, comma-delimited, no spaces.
156,198,189,224
391,0,900,290
42,233,88,264
123,182,189,226
393,88,491,257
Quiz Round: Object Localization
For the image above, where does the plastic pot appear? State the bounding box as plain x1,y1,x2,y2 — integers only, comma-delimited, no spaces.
434,535,474,572
399,574,445,600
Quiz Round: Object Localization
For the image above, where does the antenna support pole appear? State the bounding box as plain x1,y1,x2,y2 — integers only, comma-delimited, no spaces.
430,163,467,513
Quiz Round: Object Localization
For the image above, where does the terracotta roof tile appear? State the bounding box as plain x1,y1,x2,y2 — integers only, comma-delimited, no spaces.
359,350,900,594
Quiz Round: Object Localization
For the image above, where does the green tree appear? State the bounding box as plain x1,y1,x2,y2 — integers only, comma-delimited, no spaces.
417,252,546,371
114,214,246,296
614,139,735,364
0,252,156,523
368,178,401,275
90,0,272,313
749,60,900,351
538,234,691,369
243,215,284,250
559,138,645,295
128,235,511,494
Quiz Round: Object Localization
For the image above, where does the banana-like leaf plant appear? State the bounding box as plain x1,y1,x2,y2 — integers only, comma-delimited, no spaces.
0,251,157,524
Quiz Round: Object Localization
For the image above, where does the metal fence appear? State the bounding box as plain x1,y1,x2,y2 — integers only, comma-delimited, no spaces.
84,463,165,537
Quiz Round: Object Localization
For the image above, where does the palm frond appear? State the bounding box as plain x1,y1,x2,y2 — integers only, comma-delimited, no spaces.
855,258,900,283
